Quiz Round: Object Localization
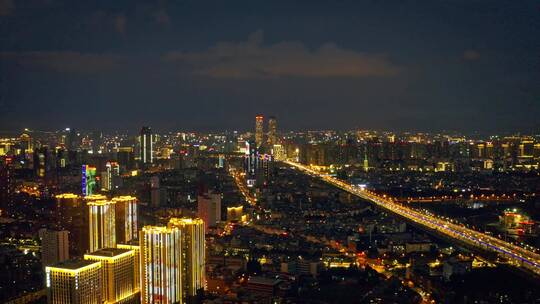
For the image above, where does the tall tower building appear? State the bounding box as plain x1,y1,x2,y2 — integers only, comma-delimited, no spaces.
140,226,183,304
139,127,154,165
82,165,97,196
88,200,116,253
46,260,103,304
39,229,69,268
56,193,88,256
255,115,264,148
244,141,258,187
168,218,205,301
197,192,221,230
268,116,277,146
112,196,138,244
84,248,137,304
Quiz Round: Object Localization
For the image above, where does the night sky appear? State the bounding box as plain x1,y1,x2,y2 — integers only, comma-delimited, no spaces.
1,0,539,133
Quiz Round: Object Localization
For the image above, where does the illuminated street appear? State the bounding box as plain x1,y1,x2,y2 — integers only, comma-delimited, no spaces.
285,160,540,277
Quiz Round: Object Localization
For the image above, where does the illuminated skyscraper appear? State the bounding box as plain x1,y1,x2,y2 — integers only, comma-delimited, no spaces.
112,196,138,244
102,161,120,191
46,260,102,304
84,248,137,304
39,229,69,268
168,218,205,302
268,116,277,146
255,115,264,148
117,243,141,293
244,140,258,187
88,200,116,253
139,126,154,165
82,165,97,196
140,225,183,304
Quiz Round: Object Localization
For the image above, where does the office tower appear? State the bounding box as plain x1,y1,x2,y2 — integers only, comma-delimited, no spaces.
255,115,264,148
84,248,137,304
46,260,102,304
88,200,116,253
39,229,69,268
244,140,258,187
117,243,140,293
82,164,97,196
268,116,277,146
197,191,221,229
150,176,167,207
139,126,154,165
140,225,183,304
56,193,88,256
102,161,120,191
112,196,138,244
168,218,206,302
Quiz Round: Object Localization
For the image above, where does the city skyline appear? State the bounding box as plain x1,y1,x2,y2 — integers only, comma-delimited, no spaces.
2,2,540,303
1,1,539,132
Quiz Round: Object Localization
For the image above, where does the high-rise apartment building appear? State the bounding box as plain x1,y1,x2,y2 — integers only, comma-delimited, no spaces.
139,218,206,304
197,192,221,229
56,193,88,256
268,116,277,146
84,248,137,304
255,115,264,148
39,229,69,268
88,200,116,253
46,260,103,304
168,218,206,301
140,225,183,304
112,196,138,244
139,127,153,165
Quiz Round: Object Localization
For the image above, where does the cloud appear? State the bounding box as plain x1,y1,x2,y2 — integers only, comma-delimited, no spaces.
163,30,400,78
115,14,127,34
0,0,14,16
0,51,122,73
463,50,480,61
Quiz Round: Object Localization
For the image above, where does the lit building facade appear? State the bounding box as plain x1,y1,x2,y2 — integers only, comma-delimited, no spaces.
84,248,137,304
82,165,97,196
140,226,183,304
255,115,264,148
88,200,116,253
139,127,154,165
168,218,206,301
46,260,102,304
245,140,258,187
112,196,138,244
117,243,140,293
268,116,277,146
